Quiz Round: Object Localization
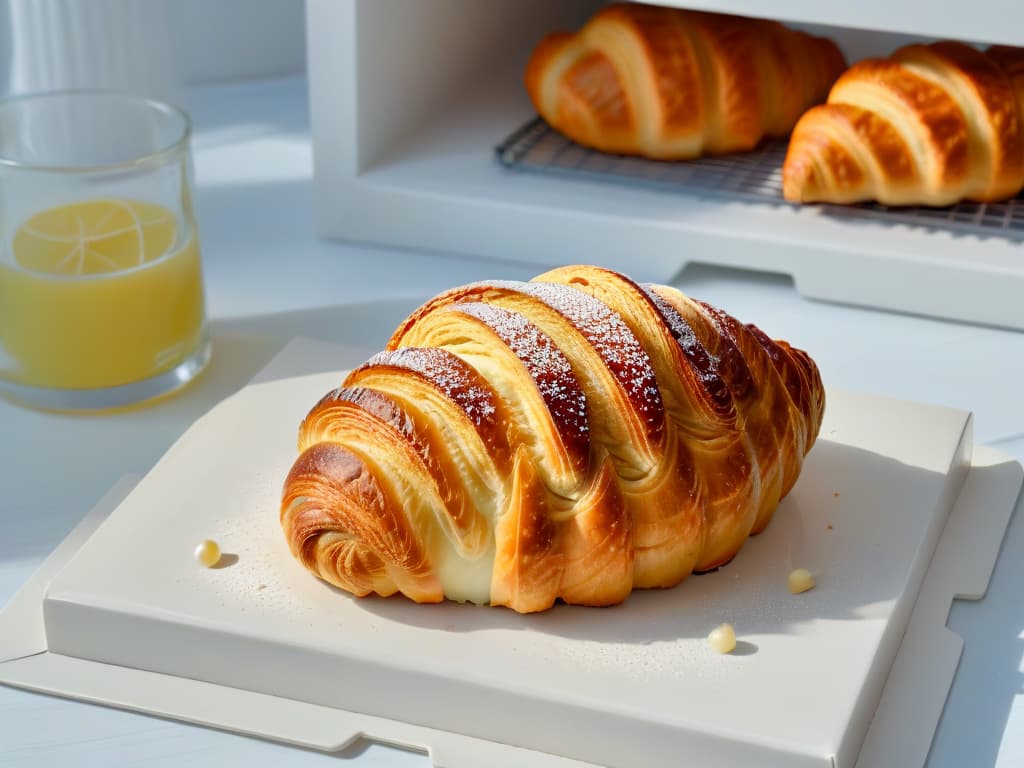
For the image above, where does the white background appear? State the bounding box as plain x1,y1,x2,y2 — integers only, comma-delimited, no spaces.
0,0,306,97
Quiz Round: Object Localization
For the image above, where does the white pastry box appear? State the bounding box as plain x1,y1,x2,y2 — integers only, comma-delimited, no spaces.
305,0,1024,330
0,338,1021,768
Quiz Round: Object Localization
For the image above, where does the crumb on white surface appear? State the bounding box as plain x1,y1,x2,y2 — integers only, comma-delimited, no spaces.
788,568,816,594
707,623,736,654
195,539,222,568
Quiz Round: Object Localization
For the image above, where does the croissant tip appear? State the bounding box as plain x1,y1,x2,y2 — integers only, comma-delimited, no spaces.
781,162,816,203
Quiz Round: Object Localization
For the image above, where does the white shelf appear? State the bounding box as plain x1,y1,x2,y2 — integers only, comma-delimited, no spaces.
323,79,1024,330
308,0,1024,332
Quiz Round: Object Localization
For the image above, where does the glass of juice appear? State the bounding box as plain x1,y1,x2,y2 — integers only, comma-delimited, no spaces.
0,90,210,411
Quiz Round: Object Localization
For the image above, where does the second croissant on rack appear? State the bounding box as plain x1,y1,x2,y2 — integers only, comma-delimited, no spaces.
281,266,825,614
524,3,846,160
783,42,1024,206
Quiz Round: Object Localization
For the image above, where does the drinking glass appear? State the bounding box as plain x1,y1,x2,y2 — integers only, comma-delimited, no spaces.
0,90,211,411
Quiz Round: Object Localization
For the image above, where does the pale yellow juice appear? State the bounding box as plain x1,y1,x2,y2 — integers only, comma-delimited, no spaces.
0,198,206,389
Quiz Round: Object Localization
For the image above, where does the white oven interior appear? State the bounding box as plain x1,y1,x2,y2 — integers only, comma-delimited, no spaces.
307,0,1024,330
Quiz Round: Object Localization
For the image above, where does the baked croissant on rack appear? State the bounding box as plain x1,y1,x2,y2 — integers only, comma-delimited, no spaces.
783,42,1024,206
281,266,825,614
524,3,846,160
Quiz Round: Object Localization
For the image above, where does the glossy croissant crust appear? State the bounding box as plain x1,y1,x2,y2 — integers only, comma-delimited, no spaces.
525,2,845,160
281,266,825,613
783,42,1024,206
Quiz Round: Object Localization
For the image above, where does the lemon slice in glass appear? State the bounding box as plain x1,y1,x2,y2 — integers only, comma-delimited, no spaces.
13,198,177,276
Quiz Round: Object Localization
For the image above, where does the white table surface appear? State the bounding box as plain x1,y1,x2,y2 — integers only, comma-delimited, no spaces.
2,76,1023,768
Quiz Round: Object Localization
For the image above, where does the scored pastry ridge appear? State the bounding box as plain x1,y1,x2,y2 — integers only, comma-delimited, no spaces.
281,266,824,613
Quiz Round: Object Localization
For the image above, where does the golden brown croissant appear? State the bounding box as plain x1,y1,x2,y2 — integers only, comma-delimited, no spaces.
524,3,846,160
281,266,825,613
783,42,1024,206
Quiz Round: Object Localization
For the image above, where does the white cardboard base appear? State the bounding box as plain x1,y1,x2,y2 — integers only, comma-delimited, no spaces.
1,339,1021,768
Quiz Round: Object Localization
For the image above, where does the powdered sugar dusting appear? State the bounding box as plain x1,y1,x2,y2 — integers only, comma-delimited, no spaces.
364,348,498,428
642,287,731,412
497,280,664,438
691,299,754,400
319,386,416,440
454,302,590,461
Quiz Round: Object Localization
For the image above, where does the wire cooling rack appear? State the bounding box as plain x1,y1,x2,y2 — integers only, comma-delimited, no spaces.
496,117,1024,240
